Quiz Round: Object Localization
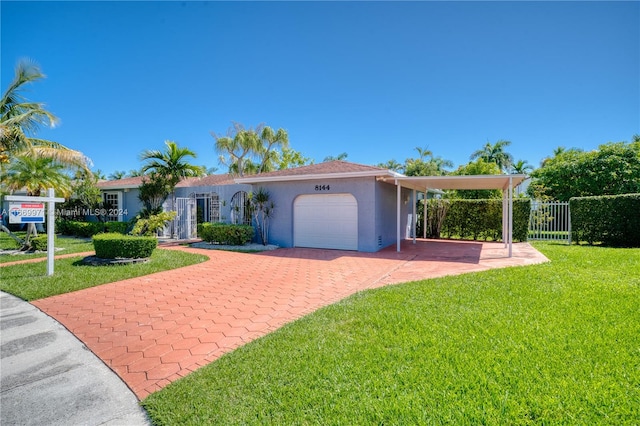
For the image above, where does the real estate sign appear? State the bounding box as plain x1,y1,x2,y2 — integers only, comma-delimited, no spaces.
9,203,45,224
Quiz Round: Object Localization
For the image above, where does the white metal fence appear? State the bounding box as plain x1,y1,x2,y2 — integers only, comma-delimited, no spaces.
160,195,197,240
529,201,571,244
175,196,197,240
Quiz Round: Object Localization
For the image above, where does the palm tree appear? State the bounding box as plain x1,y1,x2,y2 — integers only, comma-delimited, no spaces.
108,170,127,180
511,159,533,175
323,152,348,162
470,140,514,173
402,147,453,177
93,169,106,180
541,146,567,167
0,59,88,170
140,140,204,237
213,122,260,177
2,155,72,248
140,140,204,186
213,123,291,175
377,159,404,173
257,126,289,173
429,156,454,174
415,146,433,161
202,166,218,176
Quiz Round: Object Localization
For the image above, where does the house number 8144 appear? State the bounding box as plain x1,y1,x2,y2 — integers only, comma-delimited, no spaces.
314,185,330,191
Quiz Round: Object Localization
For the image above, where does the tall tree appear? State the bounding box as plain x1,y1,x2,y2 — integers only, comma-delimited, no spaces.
93,169,106,180
0,60,88,170
256,126,289,173
377,159,404,173
451,159,502,199
470,139,513,173
202,166,219,176
137,172,172,216
276,147,313,170
528,141,640,201
414,146,433,160
213,122,289,176
2,155,72,247
403,147,453,177
108,170,127,180
323,152,348,162
511,159,534,175
140,140,204,188
140,140,204,236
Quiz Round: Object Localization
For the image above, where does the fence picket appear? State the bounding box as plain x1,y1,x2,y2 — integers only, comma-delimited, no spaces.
528,201,571,244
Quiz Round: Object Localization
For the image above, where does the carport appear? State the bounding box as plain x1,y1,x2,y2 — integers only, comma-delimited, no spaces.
384,175,527,256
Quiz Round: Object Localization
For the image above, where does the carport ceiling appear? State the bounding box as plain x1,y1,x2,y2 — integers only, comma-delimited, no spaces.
386,175,527,191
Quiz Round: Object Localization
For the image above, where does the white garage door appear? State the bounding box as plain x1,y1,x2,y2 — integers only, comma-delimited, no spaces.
294,193,358,250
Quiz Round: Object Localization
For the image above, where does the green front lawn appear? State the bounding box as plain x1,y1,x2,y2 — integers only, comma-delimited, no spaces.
0,249,208,301
142,243,640,424
0,232,95,264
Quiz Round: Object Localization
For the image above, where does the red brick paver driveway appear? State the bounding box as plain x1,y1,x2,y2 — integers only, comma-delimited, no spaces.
32,240,547,399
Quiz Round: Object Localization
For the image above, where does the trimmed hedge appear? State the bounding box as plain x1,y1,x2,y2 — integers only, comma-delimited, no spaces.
56,220,128,237
31,235,53,251
570,193,640,247
105,221,129,234
92,233,157,259
57,220,104,237
198,223,254,246
419,198,530,242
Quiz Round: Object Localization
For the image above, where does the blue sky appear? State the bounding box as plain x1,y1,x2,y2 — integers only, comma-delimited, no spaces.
2,1,638,176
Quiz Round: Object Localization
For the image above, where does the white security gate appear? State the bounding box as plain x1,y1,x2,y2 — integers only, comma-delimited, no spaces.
175,196,197,240
294,193,358,250
529,201,571,244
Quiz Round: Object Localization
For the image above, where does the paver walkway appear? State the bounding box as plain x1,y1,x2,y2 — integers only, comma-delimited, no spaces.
32,240,547,399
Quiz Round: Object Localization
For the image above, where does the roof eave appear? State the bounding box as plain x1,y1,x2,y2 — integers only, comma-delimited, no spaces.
97,184,140,190
235,170,400,184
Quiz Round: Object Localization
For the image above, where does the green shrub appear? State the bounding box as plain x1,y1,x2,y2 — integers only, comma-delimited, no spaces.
93,233,157,259
433,198,530,242
56,220,131,237
57,220,104,237
105,221,129,234
570,193,640,247
30,235,53,251
55,219,71,235
131,211,176,236
198,223,254,245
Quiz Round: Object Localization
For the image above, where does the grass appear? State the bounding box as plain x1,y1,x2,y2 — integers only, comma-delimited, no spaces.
142,243,640,425
0,248,208,301
0,232,95,264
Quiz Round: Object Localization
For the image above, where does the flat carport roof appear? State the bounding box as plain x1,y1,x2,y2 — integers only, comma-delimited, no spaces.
378,174,528,256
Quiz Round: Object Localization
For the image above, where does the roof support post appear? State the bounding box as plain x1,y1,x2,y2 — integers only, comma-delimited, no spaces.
412,189,416,244
396,180,401,252
502,188,508,248
509,176,513,257
423,188,428,239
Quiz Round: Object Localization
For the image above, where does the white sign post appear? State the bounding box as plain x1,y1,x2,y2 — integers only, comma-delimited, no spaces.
6,188,65,276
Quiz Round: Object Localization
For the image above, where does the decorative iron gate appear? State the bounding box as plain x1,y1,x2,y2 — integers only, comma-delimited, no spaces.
175,195,197,240
529,201,571,244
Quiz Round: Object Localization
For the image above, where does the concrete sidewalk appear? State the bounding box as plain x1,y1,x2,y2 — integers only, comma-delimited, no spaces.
0,291,149,426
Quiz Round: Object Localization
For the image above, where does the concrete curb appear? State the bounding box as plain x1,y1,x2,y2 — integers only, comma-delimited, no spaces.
0,291,150,426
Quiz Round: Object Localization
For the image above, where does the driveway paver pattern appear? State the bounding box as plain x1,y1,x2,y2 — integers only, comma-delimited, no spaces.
32,240,547,399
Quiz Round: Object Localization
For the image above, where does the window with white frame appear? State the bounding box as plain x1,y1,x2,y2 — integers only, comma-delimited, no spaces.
102,191,123,221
